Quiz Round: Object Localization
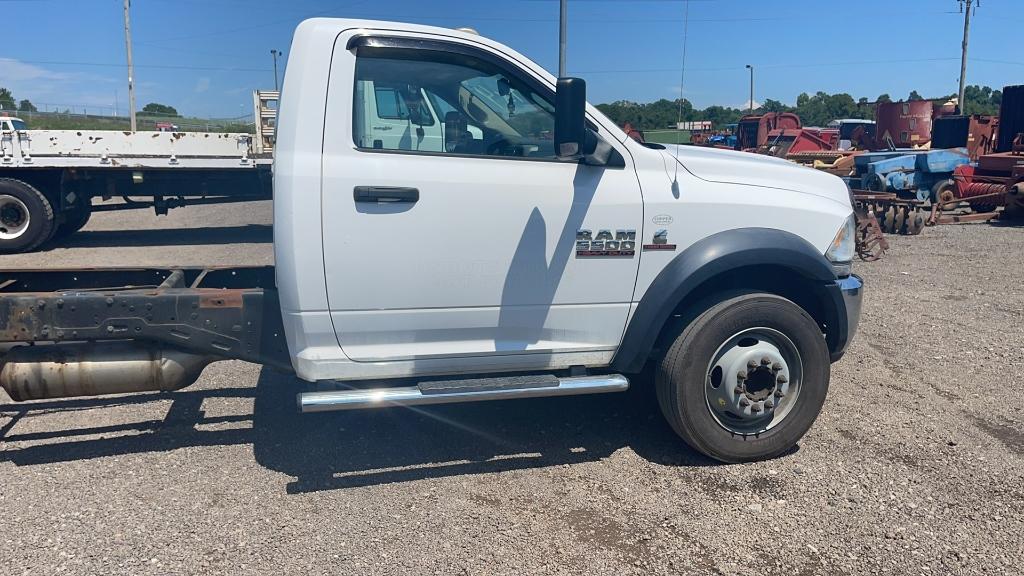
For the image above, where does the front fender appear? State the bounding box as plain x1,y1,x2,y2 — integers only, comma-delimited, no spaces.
612,227,842,373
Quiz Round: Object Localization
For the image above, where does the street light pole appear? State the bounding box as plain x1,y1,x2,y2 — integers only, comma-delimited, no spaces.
745,64,754,114
123,0,137,131
558,0,567,77
270,50,281,92
957,0,977,112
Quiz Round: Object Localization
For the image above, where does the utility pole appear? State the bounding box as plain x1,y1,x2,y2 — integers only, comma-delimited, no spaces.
123,0,137,131
957,0,978,112
271,49,281,91
558,0,567,77
745,64,754,114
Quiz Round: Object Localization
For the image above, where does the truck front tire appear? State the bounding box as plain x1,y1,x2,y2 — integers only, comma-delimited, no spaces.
0,178,55,254
656,292,830,463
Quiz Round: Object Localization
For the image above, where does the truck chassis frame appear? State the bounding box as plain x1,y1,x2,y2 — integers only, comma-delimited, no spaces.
0,266,290,370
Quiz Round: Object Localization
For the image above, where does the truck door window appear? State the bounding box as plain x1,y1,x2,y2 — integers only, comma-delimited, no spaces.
374,86,408,119
353,50,556,160
373,85,435,126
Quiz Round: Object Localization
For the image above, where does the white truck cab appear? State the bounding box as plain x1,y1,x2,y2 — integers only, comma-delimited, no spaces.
0,19,863,463
0,117,27,131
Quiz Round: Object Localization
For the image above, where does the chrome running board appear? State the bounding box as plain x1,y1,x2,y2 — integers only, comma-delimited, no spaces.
298,374,629,413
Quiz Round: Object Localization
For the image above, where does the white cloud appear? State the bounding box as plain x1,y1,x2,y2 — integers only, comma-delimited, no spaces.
194,77,211,94
0,58,73,86
739,98,762,110
0,58,118,110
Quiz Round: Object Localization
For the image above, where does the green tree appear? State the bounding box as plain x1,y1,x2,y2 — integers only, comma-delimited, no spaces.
0,88,15,110
140,102,179,117
908,90,924,101
959,85,1001,115
18,99,37,113
760,98,792,113
596,98,698,130
594,85,1005,134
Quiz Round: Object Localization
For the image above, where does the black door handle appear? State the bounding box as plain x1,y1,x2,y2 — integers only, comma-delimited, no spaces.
353,186,419,203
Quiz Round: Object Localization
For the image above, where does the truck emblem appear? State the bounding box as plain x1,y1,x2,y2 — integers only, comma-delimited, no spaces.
576,229,635,257
652,214,673,225
643,229,677,251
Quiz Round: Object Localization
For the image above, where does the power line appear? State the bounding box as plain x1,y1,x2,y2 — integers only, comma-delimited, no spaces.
0,58,271,73
574,57,962,75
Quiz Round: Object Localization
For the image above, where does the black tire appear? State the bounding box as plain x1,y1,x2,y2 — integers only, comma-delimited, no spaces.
0,178,55,254
50,203,92,241
1004,185,1024,220
656,292,830,463
1004,199,1024,220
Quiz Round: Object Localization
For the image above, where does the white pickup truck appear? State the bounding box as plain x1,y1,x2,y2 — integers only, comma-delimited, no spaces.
0,19,862,462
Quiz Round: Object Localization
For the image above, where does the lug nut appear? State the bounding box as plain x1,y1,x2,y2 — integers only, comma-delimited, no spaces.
777,375,788,384
771,363,782,372
739,398,750,407
737,370,747,381
751,403,762,413
761,357,772,366
734,385,744,394
747,360,758,369
774,390,785,398
765,401,774,410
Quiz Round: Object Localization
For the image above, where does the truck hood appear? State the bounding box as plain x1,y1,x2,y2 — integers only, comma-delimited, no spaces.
661,144,852,208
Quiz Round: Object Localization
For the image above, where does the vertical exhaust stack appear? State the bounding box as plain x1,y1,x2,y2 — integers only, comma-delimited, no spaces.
0,342,213,401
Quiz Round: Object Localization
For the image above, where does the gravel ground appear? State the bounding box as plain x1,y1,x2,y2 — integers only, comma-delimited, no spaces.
1,205,1022,575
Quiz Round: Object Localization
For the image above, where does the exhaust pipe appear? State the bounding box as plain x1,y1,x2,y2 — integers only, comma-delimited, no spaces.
0,342,213,401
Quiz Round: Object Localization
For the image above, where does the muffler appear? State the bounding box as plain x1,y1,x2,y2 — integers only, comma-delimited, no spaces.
0,342,213,401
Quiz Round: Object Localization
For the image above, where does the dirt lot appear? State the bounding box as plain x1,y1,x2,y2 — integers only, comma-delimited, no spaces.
1,203,1022,575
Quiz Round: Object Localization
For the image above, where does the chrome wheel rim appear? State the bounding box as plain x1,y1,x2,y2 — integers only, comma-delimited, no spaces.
0,195,30,240
704,327,803,436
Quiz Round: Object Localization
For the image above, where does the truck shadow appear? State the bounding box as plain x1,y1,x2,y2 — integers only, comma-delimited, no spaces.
0,367,719,493
44,224,273,249
495,165,599,351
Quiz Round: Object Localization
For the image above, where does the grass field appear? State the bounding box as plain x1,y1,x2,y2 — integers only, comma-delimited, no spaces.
642,129,691,144
10,111,254,133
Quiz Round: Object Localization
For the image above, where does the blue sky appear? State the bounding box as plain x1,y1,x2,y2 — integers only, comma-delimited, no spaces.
2,0,1021,119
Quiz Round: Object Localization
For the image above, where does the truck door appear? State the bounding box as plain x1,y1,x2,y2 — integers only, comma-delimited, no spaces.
321,33,643,366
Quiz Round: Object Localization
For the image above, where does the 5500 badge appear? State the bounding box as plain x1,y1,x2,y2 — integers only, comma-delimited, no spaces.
576,229,636,257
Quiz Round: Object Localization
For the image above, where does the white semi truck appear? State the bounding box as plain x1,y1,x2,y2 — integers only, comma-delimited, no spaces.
0,93,277,253
0,19,863,462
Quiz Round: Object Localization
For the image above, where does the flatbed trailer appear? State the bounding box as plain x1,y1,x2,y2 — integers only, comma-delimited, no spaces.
0,99,275,254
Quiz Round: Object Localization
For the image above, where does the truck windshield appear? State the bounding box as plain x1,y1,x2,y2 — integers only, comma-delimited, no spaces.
11,119,27,130
459,75,555,141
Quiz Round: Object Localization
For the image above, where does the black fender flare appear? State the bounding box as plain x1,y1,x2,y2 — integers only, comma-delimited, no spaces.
611,227,844,373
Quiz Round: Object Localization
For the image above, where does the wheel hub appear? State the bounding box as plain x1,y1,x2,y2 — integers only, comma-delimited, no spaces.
0,195,31,240
705,328,801,435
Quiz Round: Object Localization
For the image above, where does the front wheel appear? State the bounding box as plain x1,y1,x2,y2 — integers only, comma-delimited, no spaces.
656,293,830,463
